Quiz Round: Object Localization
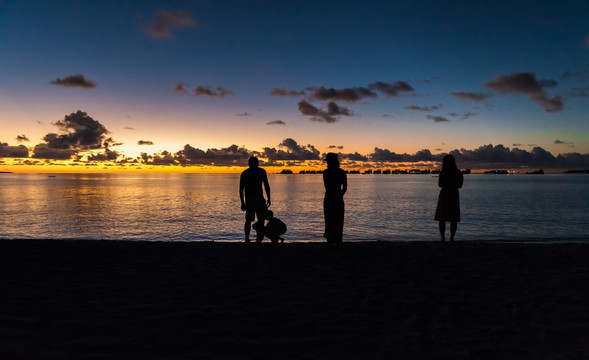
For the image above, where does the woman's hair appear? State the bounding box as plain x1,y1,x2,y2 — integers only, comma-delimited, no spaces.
441,154,458,172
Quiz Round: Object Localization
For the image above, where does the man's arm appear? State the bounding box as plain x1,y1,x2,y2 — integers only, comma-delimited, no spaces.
263,170,271,207
239,174,246,211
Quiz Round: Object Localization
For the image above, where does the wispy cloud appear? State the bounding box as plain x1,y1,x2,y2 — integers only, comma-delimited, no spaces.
267,120,285,125
450,91,491,101
297,100,353,123
148,9,196,39
307,86,377,103
49,74,96,89
270,88,305,97
405,104,441,111
484,72,563,112
236,112,251,117
16,135,29,142
369,81,415,97
194,86,233,97
426,115,449,123
138,140,154,145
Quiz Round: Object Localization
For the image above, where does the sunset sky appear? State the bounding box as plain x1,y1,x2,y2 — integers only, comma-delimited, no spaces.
1,0,588,172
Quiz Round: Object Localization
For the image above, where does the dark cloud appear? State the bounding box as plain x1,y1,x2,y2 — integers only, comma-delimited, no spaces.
124,127,136,130
341,152,368,162
41,111,109,150
175,144,251,166
426,115,449,123
539,79,558,88
49,74,96,89
175,82,189,94
484,72,563,112
87,149,120,162
148,9,196,38
449,112,477,119
554,140,565,144
307,86,377,103
297,100,353,123
370,148,436,162
382,114,395,118
236,112,251,117
262,138,321,162
16,135,29,142
0,143,29,158
31,144,74,160
369,81,415,97
405,105,440,111
194,86,233,97
138,140,154,145
328,145,344,149
366,144,589,169
270,88,305,97
267,120,286,125
450,91,491,101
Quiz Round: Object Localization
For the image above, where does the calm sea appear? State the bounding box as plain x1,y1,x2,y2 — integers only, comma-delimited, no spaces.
0,173,587,242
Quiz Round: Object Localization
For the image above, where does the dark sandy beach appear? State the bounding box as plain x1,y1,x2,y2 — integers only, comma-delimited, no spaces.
1,240,588,359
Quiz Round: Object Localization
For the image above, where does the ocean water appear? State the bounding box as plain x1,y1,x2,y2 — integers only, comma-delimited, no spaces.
0,173,587,242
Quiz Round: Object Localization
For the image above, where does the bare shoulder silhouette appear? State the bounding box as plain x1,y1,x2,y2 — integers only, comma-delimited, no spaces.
239,156,271,243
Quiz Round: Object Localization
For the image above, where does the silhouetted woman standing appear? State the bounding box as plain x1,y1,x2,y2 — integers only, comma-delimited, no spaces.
434,154,463,241
323,153,347,246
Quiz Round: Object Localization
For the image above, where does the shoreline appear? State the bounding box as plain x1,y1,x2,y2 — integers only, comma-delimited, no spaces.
2,240,588,359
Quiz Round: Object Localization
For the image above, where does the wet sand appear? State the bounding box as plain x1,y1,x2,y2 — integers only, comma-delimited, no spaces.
1,240,588,359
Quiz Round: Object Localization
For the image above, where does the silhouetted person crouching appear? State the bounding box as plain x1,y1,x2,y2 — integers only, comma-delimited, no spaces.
434,154,463,241
323,153,347,246
240,156,271,243
253,210,286,243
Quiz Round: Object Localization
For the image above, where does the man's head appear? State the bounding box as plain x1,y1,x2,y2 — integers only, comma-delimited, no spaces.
266,210,274,219
248,156,259,168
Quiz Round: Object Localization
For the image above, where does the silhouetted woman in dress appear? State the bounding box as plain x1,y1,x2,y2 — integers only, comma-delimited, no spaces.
323,153,347,246
434,154,463,241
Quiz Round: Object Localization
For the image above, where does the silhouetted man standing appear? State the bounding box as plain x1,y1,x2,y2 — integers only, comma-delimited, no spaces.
240,156,271,243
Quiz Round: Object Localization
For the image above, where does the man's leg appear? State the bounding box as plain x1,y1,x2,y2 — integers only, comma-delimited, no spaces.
244,220,251,243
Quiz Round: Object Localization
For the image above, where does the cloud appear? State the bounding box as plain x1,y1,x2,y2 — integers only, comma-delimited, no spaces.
87,149,120,161
16,135,29,142
0,142,29,158
124,127,136,130
148,9,196,39
41,111,109,150
450,91,491,101
369,81,415,97
307,86,377,103
267,120,285,125
341,152,368,162
175,82,189,94
565,87,589,99
138,140,154,145
449,111,477,120
194,86,233,97
484,72,563,112
554,140,565,144
426,115,449,123
405,105,440,111
175,144,251,166
262,138,321,162
270,88,305,97
365,144,589,169
49,74,96,89
370,148,436,163
236,112,251,117
31,144,75,160
328,145,344,149
297,100,353,123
